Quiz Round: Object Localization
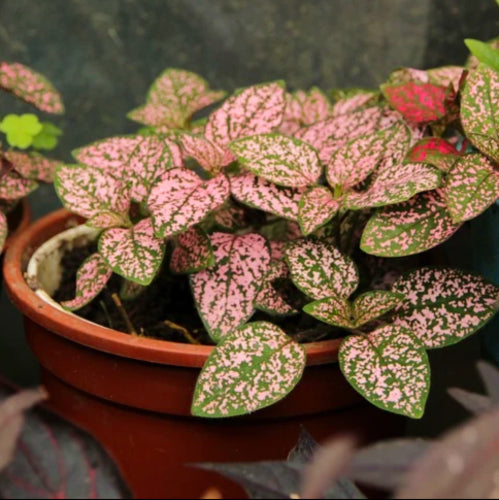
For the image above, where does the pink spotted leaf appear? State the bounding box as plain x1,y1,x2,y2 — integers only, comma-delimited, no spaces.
298,186,339,236
230,173,305,221
55,165,130,227
427,66,465,90
0,62,64,114
98,218,165,285
177,132,229,174
0,211,7,254
0,170,37,201
4,151,60,183
285,240,359,300
148,169,229,239
192,322,306,417
443,153,499,223
191,233,271,342
73,135,182,202
406,137,460,172
303,296,355,329
61,253,113,311
128,68,226,129
230,133,322,188
213,201,247,231
170,226,214,274
331,90,378,116
352,291,405,327
339,325,430,418
461,65,499,162
361,191,461,257
205,82,286,148
392,267,499,349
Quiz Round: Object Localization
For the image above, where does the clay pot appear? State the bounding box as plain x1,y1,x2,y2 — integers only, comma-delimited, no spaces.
4,209,403,499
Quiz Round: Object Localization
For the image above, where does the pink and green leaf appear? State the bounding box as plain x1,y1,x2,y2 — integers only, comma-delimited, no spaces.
361,191,461,257
177,132,230,174
352,290,405,327
461,65,499,162
303,296,355,329
128,68,226,129
60,253,113,311
170,226,214,274
406,137,460,172
339,325,430,419
0,170,38,201
331,91,378,116
4,151,60,183
0,62,64,114
98,218,165,285
213,201,247,230
393,267,499,349
443,153,499,223
73,135,182,202
285,239,359,300
190,232,271,343
0,211,7,253
298,186,339,236
427,66,465,90
148,169,229,239
192,322,306,418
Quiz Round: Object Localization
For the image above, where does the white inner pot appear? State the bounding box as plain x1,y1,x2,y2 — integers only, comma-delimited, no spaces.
26,224,101,316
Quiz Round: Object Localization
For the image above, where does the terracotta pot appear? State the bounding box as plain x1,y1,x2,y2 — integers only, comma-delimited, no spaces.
4,209,404,499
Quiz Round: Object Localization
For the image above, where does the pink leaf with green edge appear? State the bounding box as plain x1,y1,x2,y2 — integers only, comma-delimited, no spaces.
255,261,297,316
0,62,64,114
177,132,229,174
381,82,447,124
0,170,37,201
191,232,271,343
86,211,130,230
270,240,286,262
285,239,359,300
461,65,499,162
339,325,430,419
230,173,305,221
55,164,131,225
361,191,461,257
98,218,165,285
406,137,461,172
331,91,378,116
213,202,247,230
303,296,355,329
170,226,214,274
0,211,7,253
192,322,306,417
148,169,229,239
386,68,430,85
352,290,405,327
443,153,499,223
60,253,112,311
128,68,226,129
298,186,339,236
4,151,60,183
73,135,182,202
427,66,464,90
230,133,322,188
205,82,286,148
392,267,499,349
344,162,442,210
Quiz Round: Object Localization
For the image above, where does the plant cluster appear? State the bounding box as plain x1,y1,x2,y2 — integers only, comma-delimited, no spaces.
53,60,499,420
0,61,64,251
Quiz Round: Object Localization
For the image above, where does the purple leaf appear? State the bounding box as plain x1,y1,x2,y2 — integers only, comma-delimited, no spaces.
61,253,113,311
477,361,499,404
0,211,7,253
406,137,460,172
4,151,60,183
55,165,131,225
192,322,306,417
393,267,499,349
461,65,499,162
361,191,461,257
170,226,214,274
0,170,38,201
447,388,493,416
191,233,271,342
303,296,355,329
0,62,64,114
230,173,305,221
230,133,322,187
148,169,229,239
444,153,499,223
352,291,405,327
339,326,430,419
73,135,182,202
99,218,165,286
178,132,231,174
285,239,359,300
298,186,339,235
205,82,286,148
287,428,319,464
128,68,226,129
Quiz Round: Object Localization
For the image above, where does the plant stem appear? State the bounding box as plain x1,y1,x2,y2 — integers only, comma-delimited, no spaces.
164,320,201,345
111,293,138,336
99,300,115,330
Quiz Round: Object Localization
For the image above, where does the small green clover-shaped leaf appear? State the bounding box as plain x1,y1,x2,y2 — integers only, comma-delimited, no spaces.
31,122,63,151
0,114,42,149
339,325,430,419
192,322,306,418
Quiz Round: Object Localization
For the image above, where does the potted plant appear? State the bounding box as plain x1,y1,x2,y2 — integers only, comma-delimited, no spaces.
4,66,499,498
0,61,64,253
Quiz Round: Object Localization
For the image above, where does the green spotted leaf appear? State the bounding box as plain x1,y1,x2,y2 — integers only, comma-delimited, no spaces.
303,296,355,329
339,325,430,419
352,290,405,327
393,268,499,349
192,322,306,418
298,186,339,236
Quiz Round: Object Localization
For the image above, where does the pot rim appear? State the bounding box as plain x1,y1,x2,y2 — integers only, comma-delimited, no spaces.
4,209,342,368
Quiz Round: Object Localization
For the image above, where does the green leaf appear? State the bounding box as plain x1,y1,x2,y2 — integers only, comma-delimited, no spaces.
192,322,306,418
393,267,499,349
31,122,63,151
352,291,405,327
303,296,355,329
465,39,499,73
339,325,430,419
0,114,43,149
